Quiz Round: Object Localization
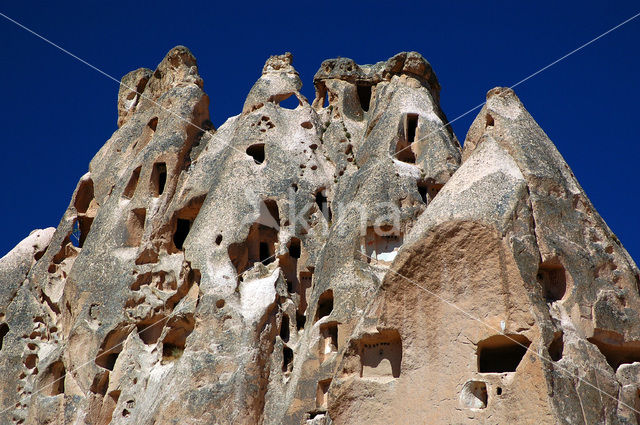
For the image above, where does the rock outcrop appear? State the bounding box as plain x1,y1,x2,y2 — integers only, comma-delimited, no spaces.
0,47,638,425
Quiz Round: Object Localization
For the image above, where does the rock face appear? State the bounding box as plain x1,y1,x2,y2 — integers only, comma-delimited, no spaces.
0,47,638,425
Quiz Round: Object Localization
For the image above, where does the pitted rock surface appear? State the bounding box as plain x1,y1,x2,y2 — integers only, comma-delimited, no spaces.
0,48,638,425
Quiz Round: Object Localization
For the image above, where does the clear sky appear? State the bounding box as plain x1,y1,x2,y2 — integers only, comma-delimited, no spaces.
1,1,638,261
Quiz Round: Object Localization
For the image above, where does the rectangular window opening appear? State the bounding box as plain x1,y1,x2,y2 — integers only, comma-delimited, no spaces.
406,113,418,144
151,162,167,196
356,84,371,112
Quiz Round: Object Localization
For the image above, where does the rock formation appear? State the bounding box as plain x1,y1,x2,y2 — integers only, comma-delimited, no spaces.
1,47,639,424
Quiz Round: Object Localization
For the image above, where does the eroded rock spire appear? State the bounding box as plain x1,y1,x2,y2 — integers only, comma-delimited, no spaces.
0,48,637,425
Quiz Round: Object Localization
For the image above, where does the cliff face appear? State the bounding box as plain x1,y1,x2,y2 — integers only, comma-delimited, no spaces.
1,47,639,425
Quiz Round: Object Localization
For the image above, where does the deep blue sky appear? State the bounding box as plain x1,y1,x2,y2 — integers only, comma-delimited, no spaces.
1,2,638,262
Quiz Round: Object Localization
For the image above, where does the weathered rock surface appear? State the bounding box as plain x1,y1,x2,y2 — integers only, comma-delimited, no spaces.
0,48,638,425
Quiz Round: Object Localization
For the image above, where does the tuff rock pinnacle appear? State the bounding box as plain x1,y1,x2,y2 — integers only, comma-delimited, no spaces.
1,48,638,425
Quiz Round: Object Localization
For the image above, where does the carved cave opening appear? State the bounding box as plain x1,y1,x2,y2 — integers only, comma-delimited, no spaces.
174,219,191,251
126,208,146,247
460,380,488,409
136,317,164,345
0,323,9,350
161,316,194,364
74,178,97,247
359,329,402,379
151,162,167,196
123,166,142,199
246,143,265,164
39,360,66,396
95,327,130,371
289,237,301,259
316,378,332,410
537,261,567,302
418,179,443,204
549,331,564,362
477,334,531,373
363,226,403,265
282,345,294,373
314,188,331,222
296,311,306,331
588,331,640,371
228,222,278,276
171,196,205,252
356,83,371,112
280,314,290,343
396,113,419,163
315,289,333,322
319,322,338,361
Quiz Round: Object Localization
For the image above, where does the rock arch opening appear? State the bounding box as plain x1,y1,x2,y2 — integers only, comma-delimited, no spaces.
277,93,300,109
315,82,329,109
74,178,97,247
74,178,94,214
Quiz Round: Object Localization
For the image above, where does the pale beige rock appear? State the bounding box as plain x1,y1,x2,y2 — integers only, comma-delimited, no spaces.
0,51,637,425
